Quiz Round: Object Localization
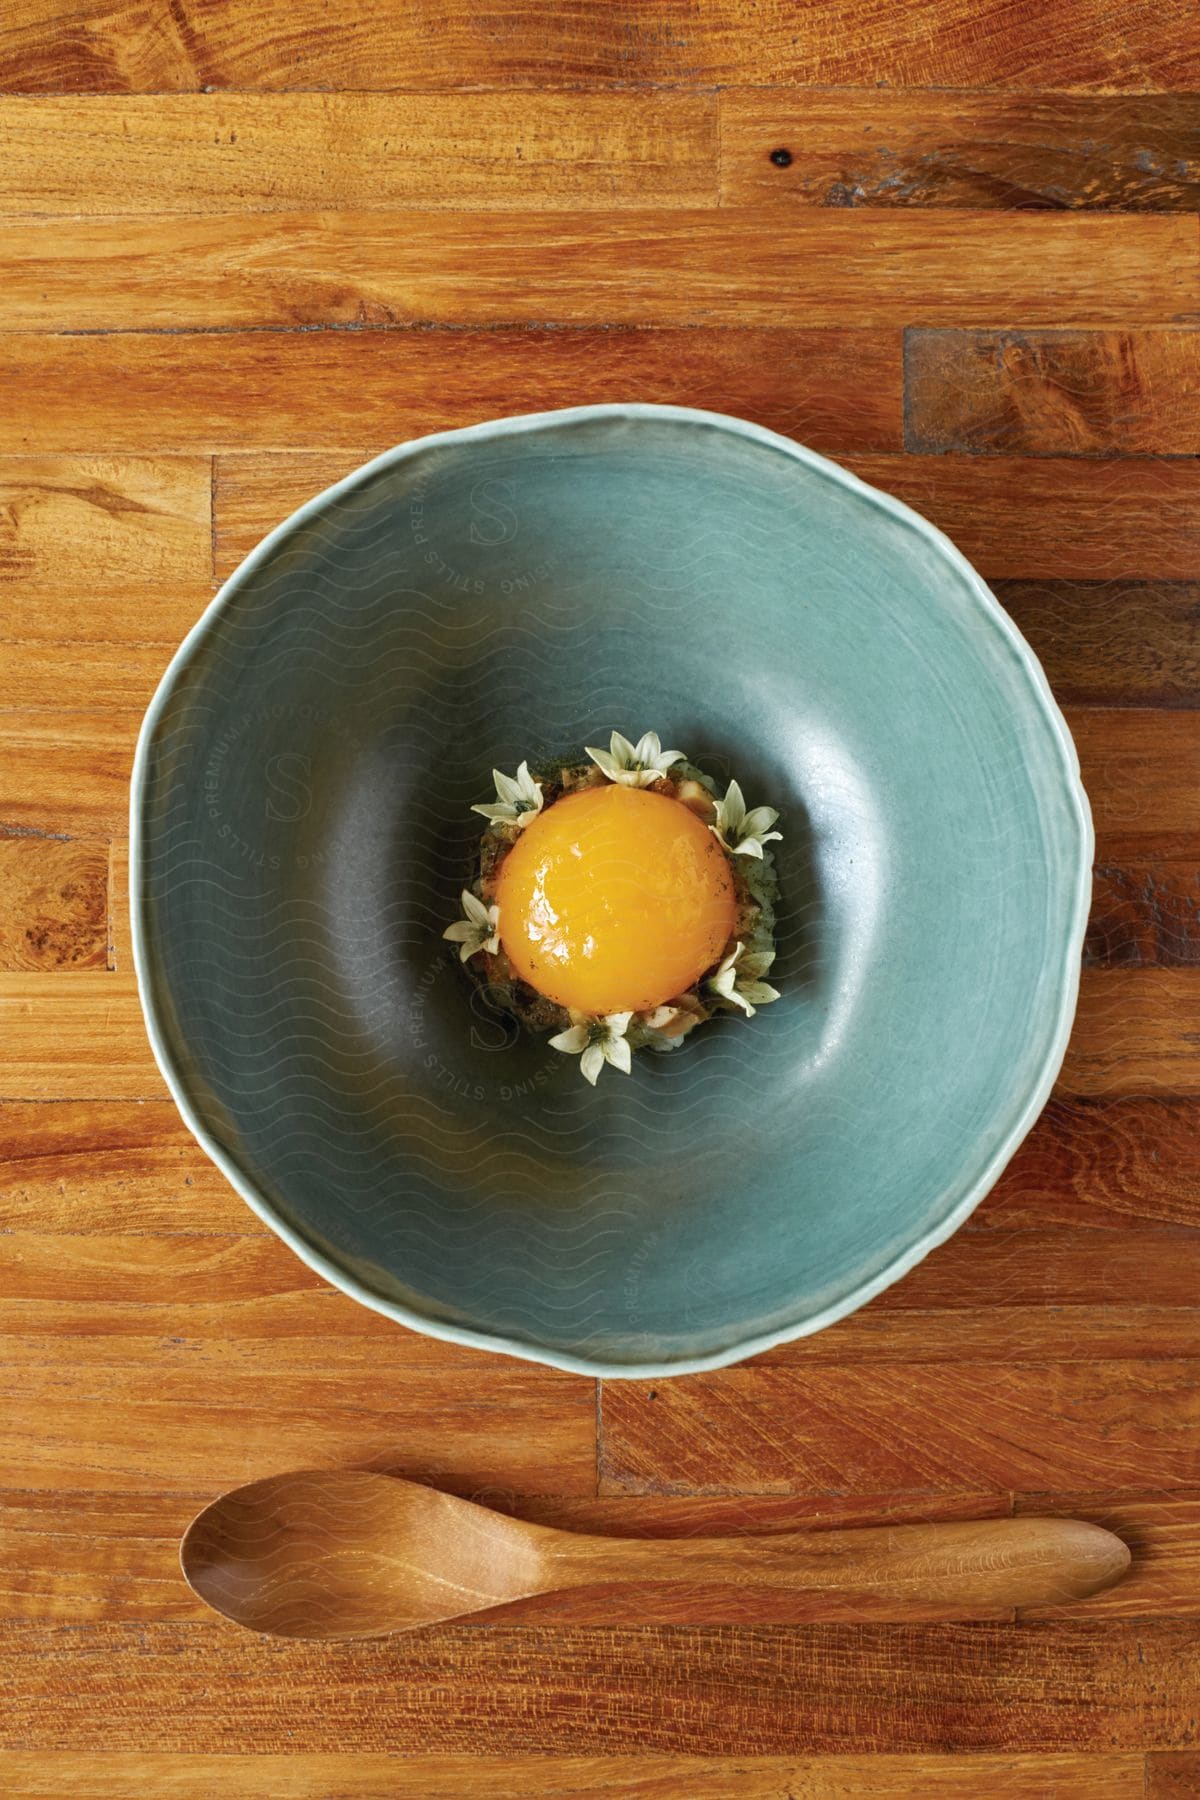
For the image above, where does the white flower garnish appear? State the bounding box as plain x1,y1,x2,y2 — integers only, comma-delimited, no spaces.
643,995,706,1041
710,779,782,859
548,1008,634,1085
471,760,545,830
585,730,684,788
442,888,501,963
707,942,781,1017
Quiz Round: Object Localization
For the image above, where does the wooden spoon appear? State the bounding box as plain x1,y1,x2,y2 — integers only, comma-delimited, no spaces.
180,1469,1130,1639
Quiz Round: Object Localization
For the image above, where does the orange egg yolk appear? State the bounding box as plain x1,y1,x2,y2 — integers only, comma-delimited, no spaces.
495,783,737,1015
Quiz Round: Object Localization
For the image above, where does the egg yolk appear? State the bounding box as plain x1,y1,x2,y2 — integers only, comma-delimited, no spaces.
496,783,737,1014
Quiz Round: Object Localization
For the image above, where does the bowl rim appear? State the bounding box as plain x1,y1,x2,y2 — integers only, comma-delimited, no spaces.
130,401,1094,1380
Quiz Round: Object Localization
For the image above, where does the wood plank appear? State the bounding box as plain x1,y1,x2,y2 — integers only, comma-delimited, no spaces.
209,477,1200,704
1,0,1195,92
0,1100,255,1233
761,1304,1200,1365
1147,1757,1200,1798
1087,858,1200,968
0,1489,1004,1628
0,974,161,1099
905,329,1200,455
1062,970,1200,1096
992,580,1200,708
0,1308,523,1362
0,1489,199,1626
0,838,107,971
766,1227,1200,1364
599,1362,1200,1495
0,456,211,638
0,715,140,837
14,1483,1194,1641
0,1753,1153,1798
4,642,169,712
7,741,1200,1092
0,1620,1196,1752
215,449,395,572
1,211,1192,333
0,327,904,457
847,454,1200,581
5,967,1199,1111
1015,1492,1200,1619
424,1490,1200,1625
223,444,1200,592
0,94,716,214
0,1350,595,1495
41,675,1185,867
107,838,129,973
980,1097,1200,1231
0,1229,331,1307
3,1100,1198,1360
721,91,1200,212
213,448,1200,584
1070,711,1200,839
2,1227,1197,1365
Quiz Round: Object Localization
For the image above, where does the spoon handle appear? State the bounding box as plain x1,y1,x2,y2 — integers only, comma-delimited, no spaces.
542,1517,1129,1619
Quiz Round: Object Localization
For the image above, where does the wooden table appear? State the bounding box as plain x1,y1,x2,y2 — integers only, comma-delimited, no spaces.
2,5,1199,1795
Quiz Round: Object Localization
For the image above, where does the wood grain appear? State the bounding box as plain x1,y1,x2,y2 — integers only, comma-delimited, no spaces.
990,580,1200,707
4,0,1200,1781
1087,859,1200,968
214,448,1200,583
507,1494,1196,1623
1147,1757,1200,1798
69,960,1200,1121
0,94,717,213
1062,970,1200,1096
0,1347,595,1495
106,838,129,973
0,1228,333,1308
773,1228,1200,1363
0,1753,1154,1798
209,453,1200,698
0,1100,253,1232
721,91,1200,212
5,941,1200,1112
0,837,107,971
3,1212,1196,1365
2,1620,1197,1752
1,0,1195,92
0,1489,1007,1626
194,1489,1129,1636
0,457,211,633
0,716,141,837
1014,1492,1200,1619
599,1362,1200,1496
61,694,1194,878
0,328,904,457
0,974,160,1098
3,1097,1198,1370
2,211,1193,332
5,641,171,712
217,444,1200,601
981,1097,1200,1231
847,455,1200,580
1070,712,1200,838
905,329,1200,455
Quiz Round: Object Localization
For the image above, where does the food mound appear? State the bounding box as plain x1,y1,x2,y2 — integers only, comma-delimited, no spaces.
444,731,783,1085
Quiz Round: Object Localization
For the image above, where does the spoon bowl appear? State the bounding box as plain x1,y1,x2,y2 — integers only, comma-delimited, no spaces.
181,1469,1130,1640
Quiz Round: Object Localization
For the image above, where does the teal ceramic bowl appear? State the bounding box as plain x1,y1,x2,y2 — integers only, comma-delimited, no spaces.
131,405,1091,1377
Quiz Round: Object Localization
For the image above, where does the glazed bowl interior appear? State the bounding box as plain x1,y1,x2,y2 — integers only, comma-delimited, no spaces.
133,406,1091,1375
